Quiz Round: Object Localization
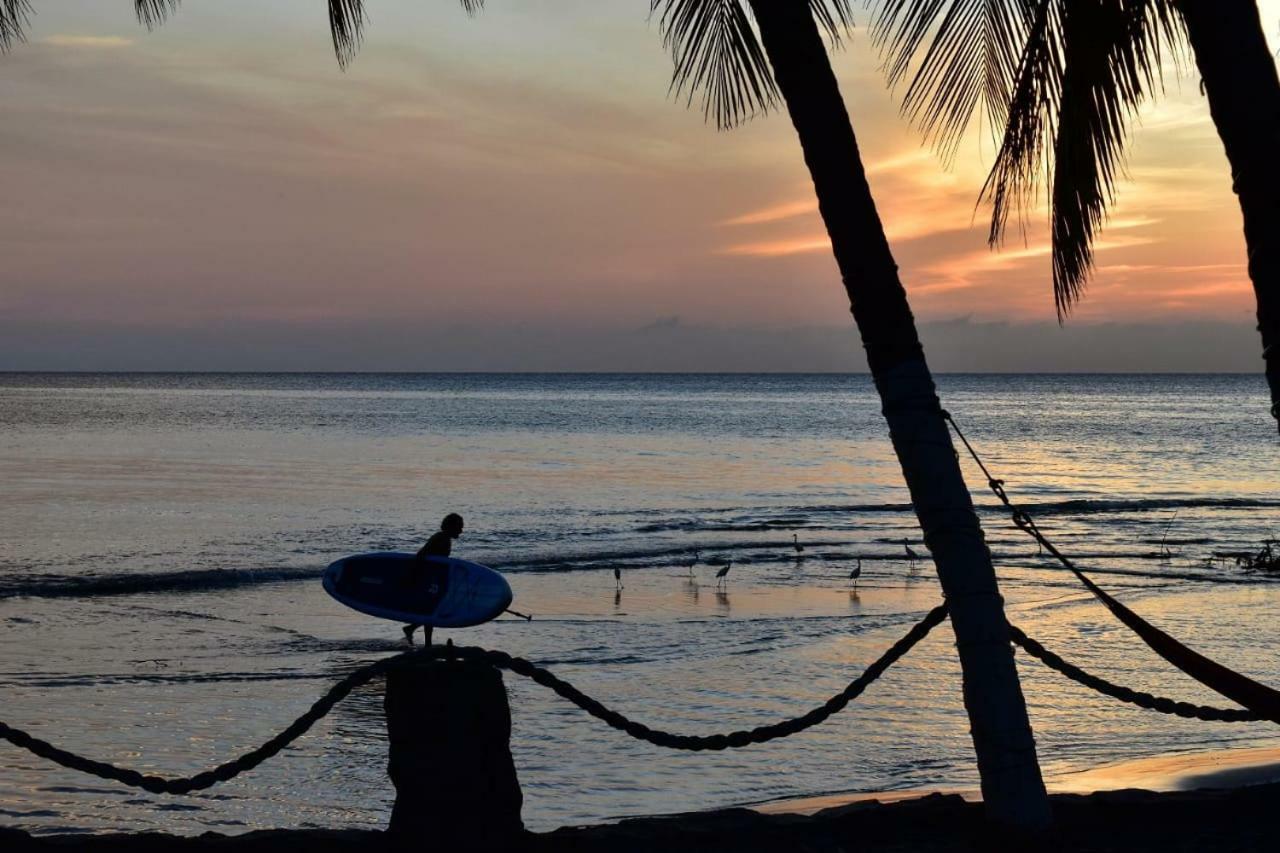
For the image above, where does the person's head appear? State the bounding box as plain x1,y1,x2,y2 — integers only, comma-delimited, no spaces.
441,513,464,538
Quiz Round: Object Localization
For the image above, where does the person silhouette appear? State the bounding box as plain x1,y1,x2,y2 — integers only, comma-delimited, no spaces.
403,513,464,644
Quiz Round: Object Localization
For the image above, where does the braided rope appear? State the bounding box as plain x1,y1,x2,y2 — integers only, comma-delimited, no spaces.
0,604,948,792
0,653,406,794
943,410,1280,720
1010,625,1261,723
473,604,949,750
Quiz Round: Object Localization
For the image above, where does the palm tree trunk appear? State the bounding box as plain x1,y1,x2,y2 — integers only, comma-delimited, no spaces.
1174,0,1280,435
744,0,1050,829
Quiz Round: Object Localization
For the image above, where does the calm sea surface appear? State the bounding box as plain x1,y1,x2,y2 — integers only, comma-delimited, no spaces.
1,373,1278,834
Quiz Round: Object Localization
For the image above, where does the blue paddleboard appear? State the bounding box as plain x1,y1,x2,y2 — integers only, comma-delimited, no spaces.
323,552,512,628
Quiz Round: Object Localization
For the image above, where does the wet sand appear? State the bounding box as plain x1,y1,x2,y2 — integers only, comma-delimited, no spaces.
1049,745,1280,794
753,744,1280,814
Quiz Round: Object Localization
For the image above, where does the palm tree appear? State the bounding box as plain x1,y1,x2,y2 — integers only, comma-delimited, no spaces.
871,0,1280,434
0,0,1052,827
656,2,1050,826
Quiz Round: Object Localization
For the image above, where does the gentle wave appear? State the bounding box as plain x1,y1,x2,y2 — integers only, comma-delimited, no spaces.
635,497,1280,533
4,550,1271,602
1006,497,1280,516
0,566,321,601
3,496,1273,600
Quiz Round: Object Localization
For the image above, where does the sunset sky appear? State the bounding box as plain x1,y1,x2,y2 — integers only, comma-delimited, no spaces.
3,0,1278,370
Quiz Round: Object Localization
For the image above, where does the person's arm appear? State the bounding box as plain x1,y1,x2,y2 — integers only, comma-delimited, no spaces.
420,532,452,558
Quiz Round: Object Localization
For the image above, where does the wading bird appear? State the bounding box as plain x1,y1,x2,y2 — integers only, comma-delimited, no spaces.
903,539,919,567
684,549,701,576
849,557,862,590
793,534,805,556
613,567,623,590
715,560,733,588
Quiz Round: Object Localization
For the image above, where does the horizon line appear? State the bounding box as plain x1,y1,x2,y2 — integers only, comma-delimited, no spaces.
0,369,1264,377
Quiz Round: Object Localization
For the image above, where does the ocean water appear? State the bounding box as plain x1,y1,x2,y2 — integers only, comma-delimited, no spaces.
1,372,1278,835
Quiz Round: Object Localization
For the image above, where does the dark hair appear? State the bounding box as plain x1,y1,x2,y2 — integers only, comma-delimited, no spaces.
442,513,464,531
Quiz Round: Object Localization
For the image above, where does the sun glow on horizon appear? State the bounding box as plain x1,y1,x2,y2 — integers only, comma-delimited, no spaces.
2,0,1276,369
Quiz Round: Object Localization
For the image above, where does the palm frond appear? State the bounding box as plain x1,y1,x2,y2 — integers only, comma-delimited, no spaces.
650,0,779,130
809,0,855,46
979,0,1062,247
0,2,178,48
328,0,367,68
982,0,1183,317
874,0,1186,318
871,0,1037,162
328,1,482,68
0,0,32,51
135,0,179,30
1047,0,1181,313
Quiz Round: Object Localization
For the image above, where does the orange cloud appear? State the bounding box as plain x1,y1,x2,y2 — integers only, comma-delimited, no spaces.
719,235,830,257
720,200,816,226
42,35,134,48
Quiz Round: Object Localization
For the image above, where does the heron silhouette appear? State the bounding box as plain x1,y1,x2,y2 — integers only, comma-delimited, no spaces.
792,534,805,557
849,557,862,590
684,549,701,576
613,567,623,590
715,560,733,588
903,538,919,567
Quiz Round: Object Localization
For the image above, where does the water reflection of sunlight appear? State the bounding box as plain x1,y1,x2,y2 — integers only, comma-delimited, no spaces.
5,375,1280,835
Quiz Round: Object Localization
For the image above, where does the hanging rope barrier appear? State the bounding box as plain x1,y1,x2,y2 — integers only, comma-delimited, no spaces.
1009,626,1260,723
0,603,948,793
0,652,405,795
943,410,1280,724
493,603,948,751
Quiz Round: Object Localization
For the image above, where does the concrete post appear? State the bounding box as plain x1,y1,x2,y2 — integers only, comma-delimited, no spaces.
384,649,524,845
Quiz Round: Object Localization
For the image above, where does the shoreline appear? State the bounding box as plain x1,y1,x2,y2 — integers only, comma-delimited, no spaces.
6,784,1277,851
6,743,1280,850
752,743,1280,815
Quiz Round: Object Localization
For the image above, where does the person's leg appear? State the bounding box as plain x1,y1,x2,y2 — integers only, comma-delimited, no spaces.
403,623,418,643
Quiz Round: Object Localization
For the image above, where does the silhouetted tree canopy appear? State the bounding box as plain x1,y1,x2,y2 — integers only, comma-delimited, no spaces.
870,0,1186,319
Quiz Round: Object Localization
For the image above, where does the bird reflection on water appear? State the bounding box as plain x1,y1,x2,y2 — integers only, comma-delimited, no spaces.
714,588,730,613
684,575,699,604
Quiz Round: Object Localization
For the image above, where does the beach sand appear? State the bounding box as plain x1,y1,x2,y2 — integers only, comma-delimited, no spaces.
5,745,1279,851
752,744,1280,814
3,785,1275,851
